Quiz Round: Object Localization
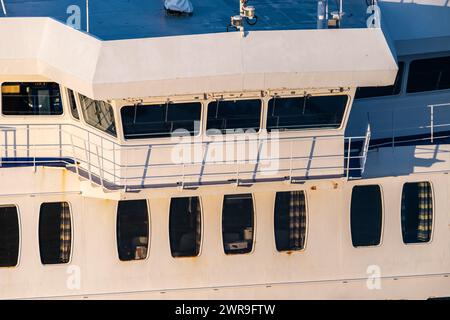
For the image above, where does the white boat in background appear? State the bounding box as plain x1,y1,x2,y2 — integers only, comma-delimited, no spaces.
0,0,449,300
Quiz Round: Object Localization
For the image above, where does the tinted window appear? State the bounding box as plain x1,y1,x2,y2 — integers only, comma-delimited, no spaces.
117,200,149,261
407,56,450,93
0,206,20,267
351,185,383,247
222,194,254,254
79,94,116,136
67,89,79,120
401,182,433,244
121,102,201,139
2,82,62,115
169,197,202,257
207,99,261,134
267,95,347,131
39,202,72,265
274,191,307,252
355,62,405,99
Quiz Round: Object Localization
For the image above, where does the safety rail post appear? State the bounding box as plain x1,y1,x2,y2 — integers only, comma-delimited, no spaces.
124,149,129,192
181,163,186,189
430,104,434,143
69,134,80,177
96,145,104,189
83,140,92,182
113,143,116,185
289,140,294,182
346,137,352,179
360,124,372,176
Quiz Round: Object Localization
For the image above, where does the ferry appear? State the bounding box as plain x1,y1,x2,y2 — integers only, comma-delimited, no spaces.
0,0,449,300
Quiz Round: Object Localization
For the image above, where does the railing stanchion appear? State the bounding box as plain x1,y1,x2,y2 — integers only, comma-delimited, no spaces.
346,137,352,179
430,104,434,143
289,140,293,182
96,145,104,189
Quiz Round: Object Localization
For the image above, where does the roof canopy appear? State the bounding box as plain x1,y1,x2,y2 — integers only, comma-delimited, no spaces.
0,18,398,100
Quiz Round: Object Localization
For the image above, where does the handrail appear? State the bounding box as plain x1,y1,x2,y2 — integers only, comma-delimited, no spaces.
0,122,368,189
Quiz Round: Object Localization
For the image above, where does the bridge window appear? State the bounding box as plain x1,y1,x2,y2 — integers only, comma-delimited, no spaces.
117,200,149,261
407,56,450,93
351,185,383,247
79,94,117,137
207,99,261,134
121,102,201,139
222,194,254,254
67,89,79,120
355,62,405,99
267,95,347,132
1,82,62,115
401,182,433,244
274,191,307,252
0,206,20,268
169,197,202,257
39,202,72,265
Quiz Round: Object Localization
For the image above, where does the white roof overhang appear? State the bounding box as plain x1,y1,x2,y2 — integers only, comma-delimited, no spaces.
379,0,450,56
0,18,398,100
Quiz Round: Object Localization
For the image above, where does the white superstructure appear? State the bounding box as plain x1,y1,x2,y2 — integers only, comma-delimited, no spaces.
0,0,449,300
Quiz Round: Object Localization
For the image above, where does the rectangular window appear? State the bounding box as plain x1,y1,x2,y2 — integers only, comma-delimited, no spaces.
117,200,149,261
67,89,80,120
121,102,201,139
39,202,72,265
401,182,433,244
407,56,450,93
355,62,405,99
79,94,117,136
0,206,20,267
351,185,383,247
1,82,62,115
267,95,347,132
274,191,307,252
169,197,202,257
222,194,254,254
207,99,261,134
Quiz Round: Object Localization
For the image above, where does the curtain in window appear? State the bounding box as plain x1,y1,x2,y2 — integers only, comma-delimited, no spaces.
417,182,433,241
187,197,201,255
59,203,71,262
289,191,307,249
194,198,202,254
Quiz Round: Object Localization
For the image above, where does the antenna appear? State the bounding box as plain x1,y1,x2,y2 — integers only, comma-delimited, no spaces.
1,0,7,16
228,0,258,36
86,0,90,33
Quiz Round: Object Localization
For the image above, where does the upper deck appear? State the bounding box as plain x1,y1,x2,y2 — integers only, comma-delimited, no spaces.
2,0,368,40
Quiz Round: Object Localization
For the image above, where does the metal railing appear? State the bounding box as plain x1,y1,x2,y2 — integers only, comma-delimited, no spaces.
363,102,450,149
0,123,371,190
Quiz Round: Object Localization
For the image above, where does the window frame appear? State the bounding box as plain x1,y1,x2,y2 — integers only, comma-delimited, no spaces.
399,181,435,246
266,94,350,133
349,184,384,249
0,82,65,118
120,101,203,141
78,93,118,138
273,190,309,253
206,98,263,136
406,54,450,95
168,196,203,258
0,204,21,268
66,88,80,121
221,193,256,256
115,199,151,263
37,201,73,266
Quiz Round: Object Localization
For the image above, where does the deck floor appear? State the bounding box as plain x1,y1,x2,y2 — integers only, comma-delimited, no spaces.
1,0,367,40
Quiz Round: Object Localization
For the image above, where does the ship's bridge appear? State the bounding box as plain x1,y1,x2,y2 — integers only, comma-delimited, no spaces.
0,0,398,195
